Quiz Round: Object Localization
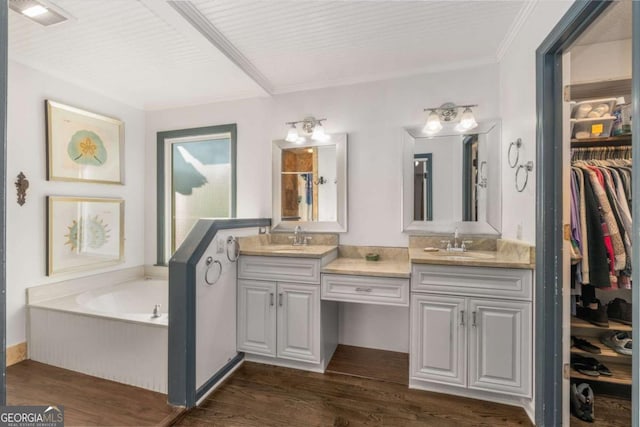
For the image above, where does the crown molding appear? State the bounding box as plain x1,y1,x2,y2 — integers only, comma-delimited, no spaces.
496,0,538,62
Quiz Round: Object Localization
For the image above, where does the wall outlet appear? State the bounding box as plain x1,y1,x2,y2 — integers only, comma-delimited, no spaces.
216,237,225,254
516,223,523,240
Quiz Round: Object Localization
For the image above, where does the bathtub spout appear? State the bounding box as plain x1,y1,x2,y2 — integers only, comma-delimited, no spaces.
151,304,161,319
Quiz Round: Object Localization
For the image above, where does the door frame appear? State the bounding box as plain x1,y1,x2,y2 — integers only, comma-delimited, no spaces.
0,0,7,406
535,1,638,425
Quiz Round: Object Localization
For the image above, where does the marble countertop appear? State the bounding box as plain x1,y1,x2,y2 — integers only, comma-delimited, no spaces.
322,258,411,278
239,243,338,258
409,248,534,270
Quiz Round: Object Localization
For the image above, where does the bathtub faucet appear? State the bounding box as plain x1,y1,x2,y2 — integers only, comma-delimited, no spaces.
151,304,161,318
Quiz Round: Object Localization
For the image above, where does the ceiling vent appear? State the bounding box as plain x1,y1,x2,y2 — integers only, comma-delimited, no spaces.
9,0,70,26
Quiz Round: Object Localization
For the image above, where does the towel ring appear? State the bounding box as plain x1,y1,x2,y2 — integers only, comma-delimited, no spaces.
508,138,522,168
226,236,240,262
515,161,534,192
204,257,222,286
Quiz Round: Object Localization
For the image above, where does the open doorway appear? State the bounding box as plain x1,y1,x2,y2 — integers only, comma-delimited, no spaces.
536,1,639,426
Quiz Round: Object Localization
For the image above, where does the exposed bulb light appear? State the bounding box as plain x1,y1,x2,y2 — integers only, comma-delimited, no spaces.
22,4,48,17
423,110,442,135
455,107,478,132
285,124,299,143
311,121,330,142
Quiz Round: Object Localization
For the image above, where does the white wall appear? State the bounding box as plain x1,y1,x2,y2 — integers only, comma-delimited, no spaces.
571,39,632,84
7,61,146,346
145,65,499,352
499,1,573,243
145,64,500,263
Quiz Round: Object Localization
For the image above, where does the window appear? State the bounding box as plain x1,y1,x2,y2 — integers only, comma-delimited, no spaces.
157,124,236,264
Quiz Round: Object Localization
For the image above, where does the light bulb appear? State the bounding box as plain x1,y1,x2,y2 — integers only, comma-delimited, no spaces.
22,5,48,17
456,107,478,132
423,110,442,134
311,122,330,142
285,124,299,142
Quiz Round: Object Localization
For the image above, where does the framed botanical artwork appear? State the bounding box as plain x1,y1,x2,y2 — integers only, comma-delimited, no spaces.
46,100,124,184
47,197,124,275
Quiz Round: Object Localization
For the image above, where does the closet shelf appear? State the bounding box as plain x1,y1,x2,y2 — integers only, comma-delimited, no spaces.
571,340,632,363
571,316,632,332
570,134,632,147
571,361,632,386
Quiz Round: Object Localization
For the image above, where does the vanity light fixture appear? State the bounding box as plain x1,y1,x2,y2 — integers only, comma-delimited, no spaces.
422,103,478,135
284,116,330,143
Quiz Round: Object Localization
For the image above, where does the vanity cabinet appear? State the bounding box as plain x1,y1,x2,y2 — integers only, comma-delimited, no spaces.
237,254,337,369
237,279,320,363
410,264,532,399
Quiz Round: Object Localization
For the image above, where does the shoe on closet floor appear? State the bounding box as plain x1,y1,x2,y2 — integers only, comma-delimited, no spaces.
571,336,601,354
577,300,609,327
571,383,595,423
601,331,632,356
607,298,632,325
571,354,599,376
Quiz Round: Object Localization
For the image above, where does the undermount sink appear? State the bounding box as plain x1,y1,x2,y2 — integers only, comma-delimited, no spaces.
428,251,494,260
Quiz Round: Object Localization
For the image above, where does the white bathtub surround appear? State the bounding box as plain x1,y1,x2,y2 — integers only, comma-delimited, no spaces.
27,275,168,393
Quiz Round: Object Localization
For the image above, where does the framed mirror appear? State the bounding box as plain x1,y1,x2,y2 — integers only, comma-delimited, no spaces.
402,121,501,235
272,133,347,232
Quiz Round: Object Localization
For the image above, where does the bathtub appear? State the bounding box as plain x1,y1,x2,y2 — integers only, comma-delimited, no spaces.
28,277,169,393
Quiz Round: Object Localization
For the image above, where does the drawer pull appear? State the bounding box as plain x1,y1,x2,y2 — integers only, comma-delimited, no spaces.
472,311,477,327
355,287,373,293
269,293,274,306
460,310,465,326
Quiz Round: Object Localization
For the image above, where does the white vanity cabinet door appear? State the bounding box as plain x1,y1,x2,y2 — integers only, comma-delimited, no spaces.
467,298,531,397
276,282,321,363
237,280,277,357
410,294,467,387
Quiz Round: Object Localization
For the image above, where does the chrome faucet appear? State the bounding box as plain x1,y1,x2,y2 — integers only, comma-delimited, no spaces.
442,229,472,252
151,304,161,318
290,225,311,246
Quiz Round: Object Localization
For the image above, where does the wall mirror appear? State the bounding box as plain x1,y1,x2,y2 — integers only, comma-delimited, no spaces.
402,121,501,235
272,133,347,232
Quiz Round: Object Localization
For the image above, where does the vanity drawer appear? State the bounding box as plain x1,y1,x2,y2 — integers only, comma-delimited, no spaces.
238,255,321,284
411,264,532,301
321,274,409,306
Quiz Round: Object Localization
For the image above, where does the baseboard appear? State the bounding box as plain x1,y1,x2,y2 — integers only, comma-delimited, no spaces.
7,342,27,367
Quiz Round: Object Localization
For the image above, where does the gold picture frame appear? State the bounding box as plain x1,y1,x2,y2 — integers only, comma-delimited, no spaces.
47,196,124,276
46,100,124,184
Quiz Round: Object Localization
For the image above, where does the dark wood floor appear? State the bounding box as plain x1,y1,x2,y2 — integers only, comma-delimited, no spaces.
326,345,409,386
176,362,533,427
8,360,181,426
570,394,632,427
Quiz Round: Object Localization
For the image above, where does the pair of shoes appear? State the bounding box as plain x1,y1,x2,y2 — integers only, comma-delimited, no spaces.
607,298,632,325
571,354,612,377
601,331,632,356
571,336,601,354
577,300,609,327
571,383,595,422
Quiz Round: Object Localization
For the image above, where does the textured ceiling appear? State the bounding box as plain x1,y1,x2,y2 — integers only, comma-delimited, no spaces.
8,0,267,110
192,0,527,93
8,0,530,110
573,0,632,47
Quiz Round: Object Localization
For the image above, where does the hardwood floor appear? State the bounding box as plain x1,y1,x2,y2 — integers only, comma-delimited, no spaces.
176,362,533,427
8,360,182,427
570,394,631,427
326,345,409,386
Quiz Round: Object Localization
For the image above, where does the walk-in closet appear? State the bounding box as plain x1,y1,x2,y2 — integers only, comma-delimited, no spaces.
563,2,633,425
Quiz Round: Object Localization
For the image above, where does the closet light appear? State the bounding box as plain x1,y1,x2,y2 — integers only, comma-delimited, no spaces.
423,110,442,134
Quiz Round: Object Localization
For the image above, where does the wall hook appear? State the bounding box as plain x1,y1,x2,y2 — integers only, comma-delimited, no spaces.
15,172,29,206
313,176,327,185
